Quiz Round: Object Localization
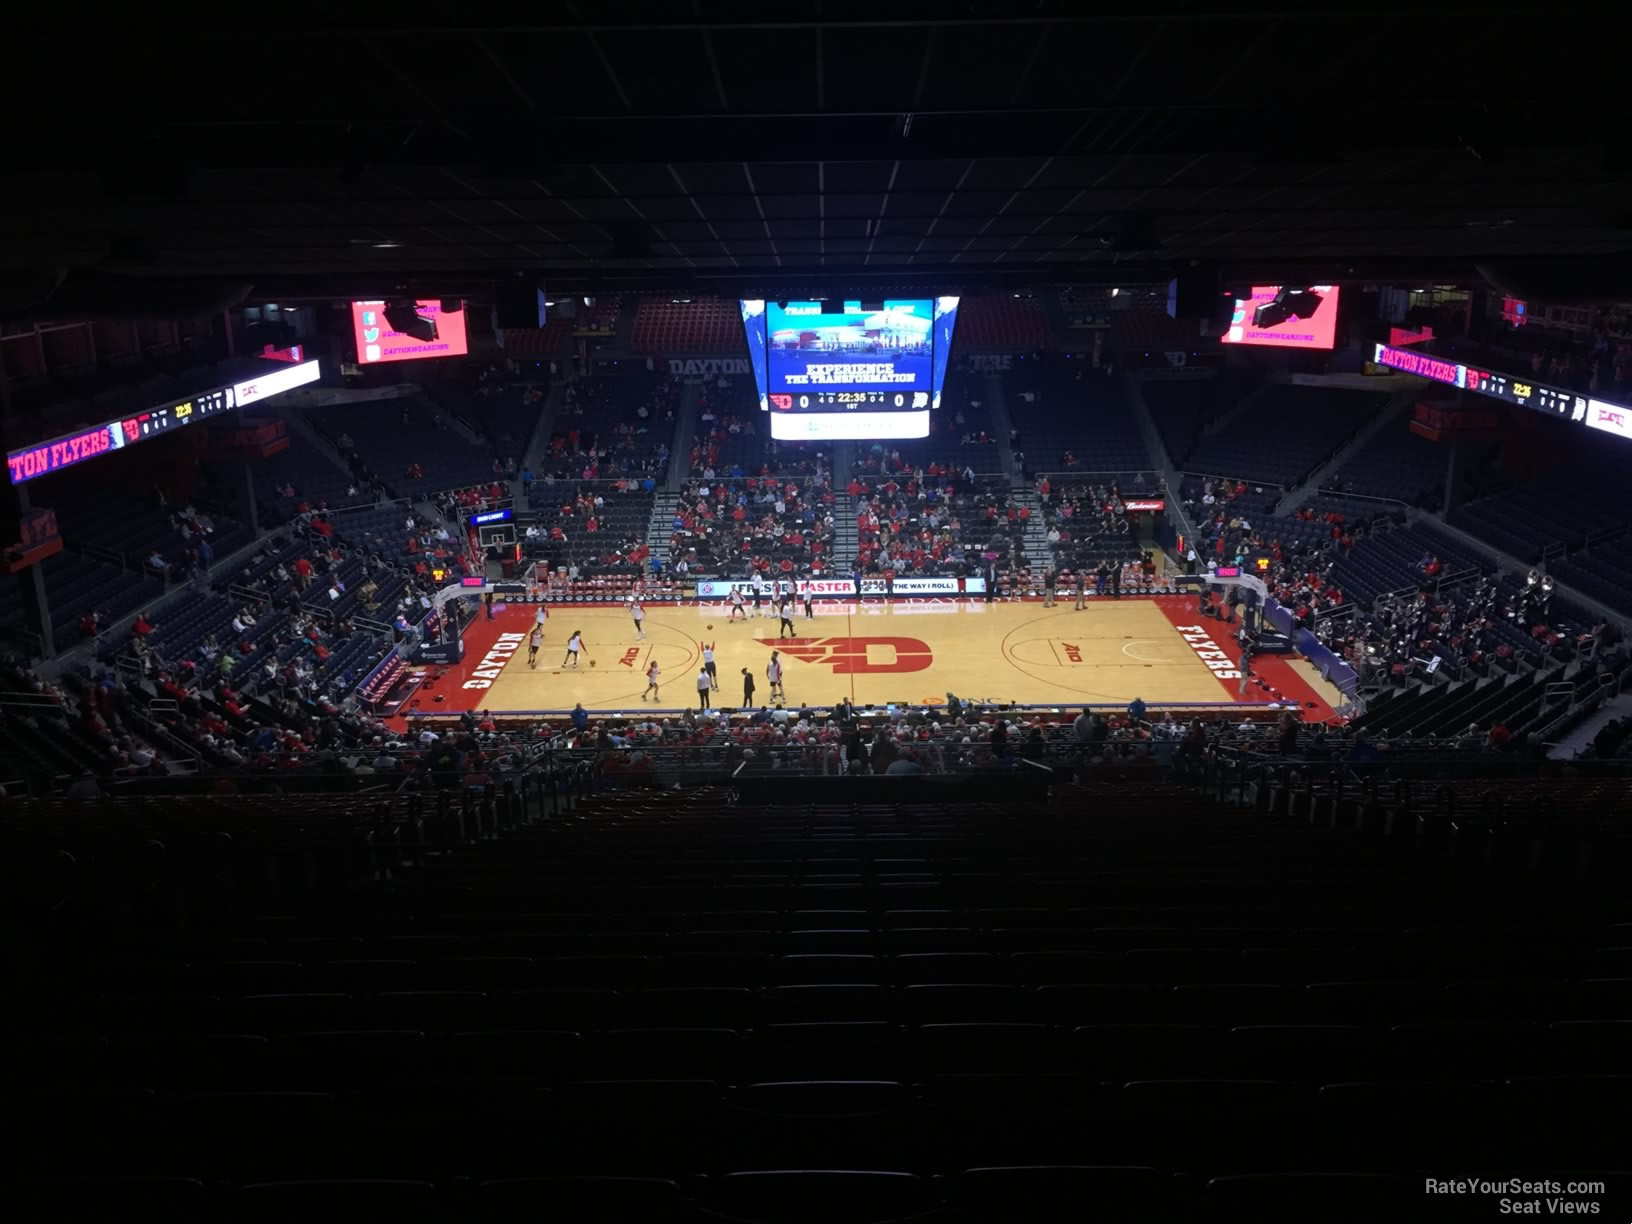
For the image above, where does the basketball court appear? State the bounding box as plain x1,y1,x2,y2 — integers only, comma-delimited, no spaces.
406,597,1337,719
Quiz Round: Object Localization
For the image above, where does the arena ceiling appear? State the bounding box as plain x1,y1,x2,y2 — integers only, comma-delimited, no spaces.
2,3,1629,305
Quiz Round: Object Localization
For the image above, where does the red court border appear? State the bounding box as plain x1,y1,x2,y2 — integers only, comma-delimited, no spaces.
1151,596,1339,723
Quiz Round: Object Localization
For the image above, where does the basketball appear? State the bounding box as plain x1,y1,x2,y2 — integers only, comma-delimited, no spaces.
707,624,713,630
589,660,596,667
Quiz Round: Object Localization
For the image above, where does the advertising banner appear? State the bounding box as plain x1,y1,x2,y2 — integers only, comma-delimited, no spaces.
695,576,986,598
695,578,857,598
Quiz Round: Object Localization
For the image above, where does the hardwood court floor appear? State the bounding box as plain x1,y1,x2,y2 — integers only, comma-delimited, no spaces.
432,596,1253,714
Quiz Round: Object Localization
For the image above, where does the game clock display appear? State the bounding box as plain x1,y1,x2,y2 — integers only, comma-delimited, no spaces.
770,390,931,411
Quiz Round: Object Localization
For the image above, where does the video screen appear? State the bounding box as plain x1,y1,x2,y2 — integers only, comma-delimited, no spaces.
741,299,770,414
351,300,469,364
744,297,958,441
1221,285,1341,350
767,300,933,395
929,296,961,411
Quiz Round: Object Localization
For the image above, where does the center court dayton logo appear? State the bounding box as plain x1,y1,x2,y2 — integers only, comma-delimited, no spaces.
756,637,934,674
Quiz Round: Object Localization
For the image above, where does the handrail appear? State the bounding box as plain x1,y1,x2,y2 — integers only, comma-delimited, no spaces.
1371,565,1480,614
1313,488,1414,511
1179,469,1290,492
1027,468,1163,480
1438,565,1481,588
328,495,413,516
81,542,129,570
228,583,273,606
1535,670,1618,744
1583,524,1628,551
0,691,59,709
6,626,45,659
848,466,1012,479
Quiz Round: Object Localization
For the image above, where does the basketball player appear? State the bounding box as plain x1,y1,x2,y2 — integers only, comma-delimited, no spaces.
535,603,550,627
642,659,661,701
562,629,586,668
778,594,796,639
700,639,718,689
766,650,784,703
728,586,746,621
630,598,646,641
527,624,543,668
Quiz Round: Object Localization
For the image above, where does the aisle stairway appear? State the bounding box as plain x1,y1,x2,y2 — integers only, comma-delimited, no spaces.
645,491,680,560
1013,487,1050,571
1276,390,1414,515
830,494,859,572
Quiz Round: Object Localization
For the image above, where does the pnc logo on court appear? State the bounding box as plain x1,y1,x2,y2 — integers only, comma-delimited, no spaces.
756,636,934,674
